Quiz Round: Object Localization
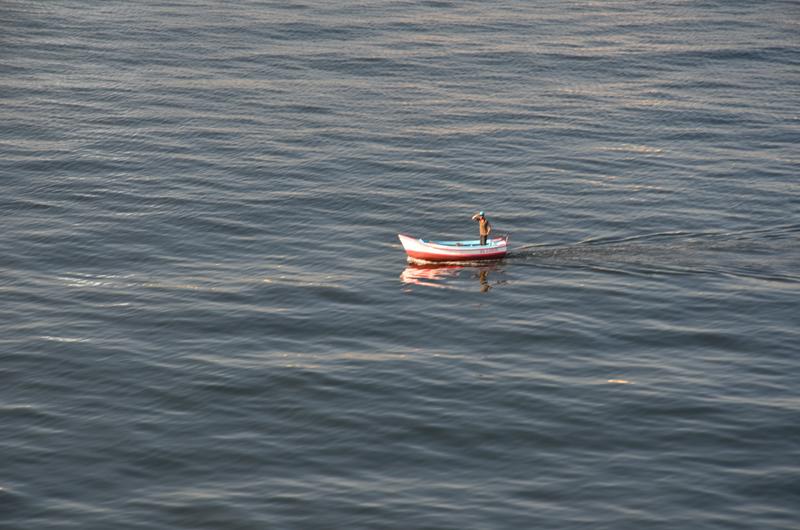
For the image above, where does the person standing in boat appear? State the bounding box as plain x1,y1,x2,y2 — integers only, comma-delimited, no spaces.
471,211,492,245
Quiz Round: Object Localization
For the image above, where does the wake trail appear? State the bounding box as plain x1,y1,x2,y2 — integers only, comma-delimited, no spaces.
504,224,800,283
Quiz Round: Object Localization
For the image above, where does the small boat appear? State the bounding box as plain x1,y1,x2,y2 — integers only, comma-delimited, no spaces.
398,233,509,263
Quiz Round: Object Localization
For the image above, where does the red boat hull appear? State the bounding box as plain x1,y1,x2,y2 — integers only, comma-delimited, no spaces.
403,249,508,262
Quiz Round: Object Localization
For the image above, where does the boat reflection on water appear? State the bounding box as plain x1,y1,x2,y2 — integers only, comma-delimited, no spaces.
400,262,504,292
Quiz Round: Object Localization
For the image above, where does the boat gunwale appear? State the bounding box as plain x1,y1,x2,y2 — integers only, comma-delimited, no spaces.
399,234,508,252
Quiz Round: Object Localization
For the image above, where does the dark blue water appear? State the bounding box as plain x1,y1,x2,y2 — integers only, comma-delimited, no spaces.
2,1,799,528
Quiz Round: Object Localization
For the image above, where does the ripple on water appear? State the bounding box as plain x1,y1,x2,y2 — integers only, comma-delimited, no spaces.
1,1,799,528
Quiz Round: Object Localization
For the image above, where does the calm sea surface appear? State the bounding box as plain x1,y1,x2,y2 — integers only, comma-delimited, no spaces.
2,1,799,528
